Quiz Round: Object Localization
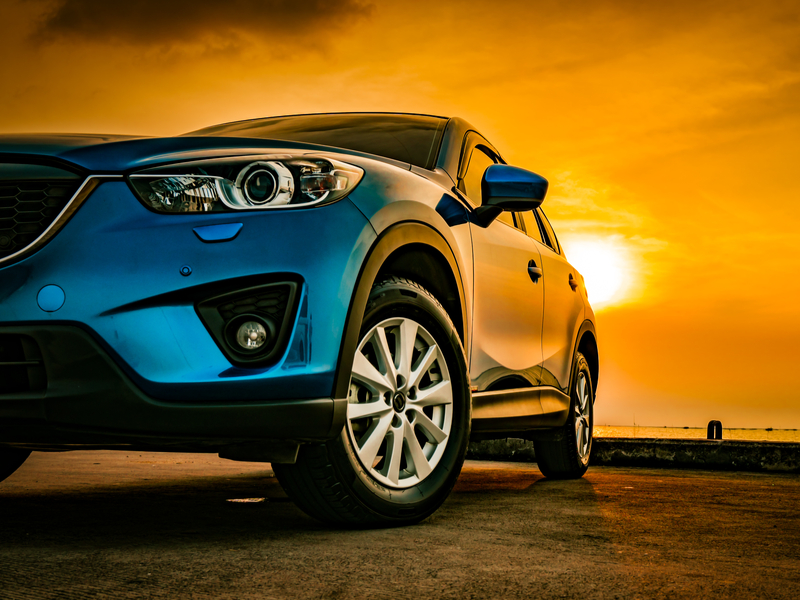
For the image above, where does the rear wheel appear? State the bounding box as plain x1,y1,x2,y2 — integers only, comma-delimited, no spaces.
274,277,470,527
0,448,31,483
534,352,593,479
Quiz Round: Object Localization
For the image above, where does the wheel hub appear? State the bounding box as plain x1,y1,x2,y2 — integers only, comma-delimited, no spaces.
392,391,406,412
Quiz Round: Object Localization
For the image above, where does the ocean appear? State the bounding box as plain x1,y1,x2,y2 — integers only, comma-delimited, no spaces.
594,425,800,442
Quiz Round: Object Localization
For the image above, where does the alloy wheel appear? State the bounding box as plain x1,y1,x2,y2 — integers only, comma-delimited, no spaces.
346,316,453,488
574,371,592,462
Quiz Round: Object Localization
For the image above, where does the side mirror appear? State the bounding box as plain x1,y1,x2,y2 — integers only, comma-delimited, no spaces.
474,165,548,226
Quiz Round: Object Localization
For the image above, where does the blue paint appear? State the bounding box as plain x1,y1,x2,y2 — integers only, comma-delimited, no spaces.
37,285,65,312
0,130,473,403
435,194,469,226
0,182,375,402
482,164,549,202
193,223,243,243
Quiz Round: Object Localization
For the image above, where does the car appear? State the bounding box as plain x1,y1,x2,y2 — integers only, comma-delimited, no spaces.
0,112,598,526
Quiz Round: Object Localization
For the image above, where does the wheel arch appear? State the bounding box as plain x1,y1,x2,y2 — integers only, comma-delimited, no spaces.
574,321,599,396
332,222,468,400
376,243,464,339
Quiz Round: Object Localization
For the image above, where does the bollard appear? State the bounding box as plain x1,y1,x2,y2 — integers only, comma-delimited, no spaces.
707,420,723,440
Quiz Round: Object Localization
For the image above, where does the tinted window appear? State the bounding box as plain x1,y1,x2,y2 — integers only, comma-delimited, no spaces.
186,114,447,170
536,207,561,253
461,147,495,204
520,211,544,244
497,211,516,228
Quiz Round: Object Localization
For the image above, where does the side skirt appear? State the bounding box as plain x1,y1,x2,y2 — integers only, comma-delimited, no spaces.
470,386,570,439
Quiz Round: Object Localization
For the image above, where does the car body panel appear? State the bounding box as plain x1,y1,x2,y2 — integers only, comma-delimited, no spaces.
345,168,474,341
0,325,343,447
468,219,544,391
537,241,586,393
0,180,376,402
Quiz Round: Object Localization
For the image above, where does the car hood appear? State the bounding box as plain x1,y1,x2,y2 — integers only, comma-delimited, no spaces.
0,133,412,173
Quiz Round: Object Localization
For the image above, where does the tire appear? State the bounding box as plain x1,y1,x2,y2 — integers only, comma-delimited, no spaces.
273,276,471,527
534,352,593,479
0,448,31,483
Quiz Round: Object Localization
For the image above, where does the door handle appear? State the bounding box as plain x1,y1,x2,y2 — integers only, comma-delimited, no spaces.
569,274,579,291
528,260,542,283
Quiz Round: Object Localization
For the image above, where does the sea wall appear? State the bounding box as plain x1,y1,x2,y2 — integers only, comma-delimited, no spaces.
467,437,800,473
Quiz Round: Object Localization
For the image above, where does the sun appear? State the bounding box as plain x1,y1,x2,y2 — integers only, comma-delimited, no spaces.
560,237,632,307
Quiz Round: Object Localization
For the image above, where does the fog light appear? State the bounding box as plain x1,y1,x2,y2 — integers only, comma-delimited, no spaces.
222,314,276,357
236,321,268,351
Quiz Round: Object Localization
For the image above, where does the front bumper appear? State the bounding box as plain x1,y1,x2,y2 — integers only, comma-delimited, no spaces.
0,180,375,446
0,324,346,448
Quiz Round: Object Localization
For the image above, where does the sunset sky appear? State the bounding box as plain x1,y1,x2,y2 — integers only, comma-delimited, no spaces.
3,0,799,428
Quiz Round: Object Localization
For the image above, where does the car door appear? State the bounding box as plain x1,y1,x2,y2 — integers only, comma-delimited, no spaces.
460,137,544,391
522,207,585,394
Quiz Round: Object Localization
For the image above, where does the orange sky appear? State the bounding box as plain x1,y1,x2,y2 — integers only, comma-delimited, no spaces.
3,0,800,428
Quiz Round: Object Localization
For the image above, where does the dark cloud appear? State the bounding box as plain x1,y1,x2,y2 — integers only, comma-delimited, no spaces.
33,0,374,47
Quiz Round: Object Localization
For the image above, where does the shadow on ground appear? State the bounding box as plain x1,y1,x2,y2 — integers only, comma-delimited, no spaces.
1,452,798,599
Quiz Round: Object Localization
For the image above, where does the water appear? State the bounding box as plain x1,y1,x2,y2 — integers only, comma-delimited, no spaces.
595,425,800,443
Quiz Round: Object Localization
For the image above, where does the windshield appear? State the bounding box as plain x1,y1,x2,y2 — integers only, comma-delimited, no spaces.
186,113,447,170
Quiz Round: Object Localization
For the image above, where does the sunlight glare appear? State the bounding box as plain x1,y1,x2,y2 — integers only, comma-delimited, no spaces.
562,238,631,307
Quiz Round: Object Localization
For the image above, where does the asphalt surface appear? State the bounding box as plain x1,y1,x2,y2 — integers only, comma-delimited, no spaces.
0,452,798,599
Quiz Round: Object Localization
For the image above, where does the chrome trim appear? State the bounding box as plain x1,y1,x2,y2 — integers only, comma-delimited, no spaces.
0,175,123,267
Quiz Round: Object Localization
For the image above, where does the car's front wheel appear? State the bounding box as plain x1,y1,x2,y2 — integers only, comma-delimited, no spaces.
273,276,470,527
0,448,31,484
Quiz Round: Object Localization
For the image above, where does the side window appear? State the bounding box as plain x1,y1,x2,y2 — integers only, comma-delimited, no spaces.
461,147,495,205
496,210,516,229
519,211,544,244
460,145,520,230
535,207,561,253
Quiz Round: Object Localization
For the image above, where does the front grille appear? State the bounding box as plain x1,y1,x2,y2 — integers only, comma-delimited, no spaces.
0,180,81,260
0,334,46,394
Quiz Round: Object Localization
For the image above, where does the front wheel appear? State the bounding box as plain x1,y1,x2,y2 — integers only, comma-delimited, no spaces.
274,277,471,527
534,352,593,479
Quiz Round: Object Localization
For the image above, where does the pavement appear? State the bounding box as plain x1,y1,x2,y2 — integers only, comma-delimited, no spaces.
1,451,798,599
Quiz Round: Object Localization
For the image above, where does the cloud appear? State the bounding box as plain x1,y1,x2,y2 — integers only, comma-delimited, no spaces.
33,0,374,49
544,172,645,233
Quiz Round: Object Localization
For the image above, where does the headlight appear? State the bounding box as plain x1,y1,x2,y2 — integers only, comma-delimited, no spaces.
129,155,363,213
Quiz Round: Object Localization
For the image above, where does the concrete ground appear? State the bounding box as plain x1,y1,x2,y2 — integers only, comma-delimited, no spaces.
0,452,798,600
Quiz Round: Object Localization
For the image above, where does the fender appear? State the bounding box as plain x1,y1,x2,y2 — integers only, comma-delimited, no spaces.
332,221,468,401
570,319,599,395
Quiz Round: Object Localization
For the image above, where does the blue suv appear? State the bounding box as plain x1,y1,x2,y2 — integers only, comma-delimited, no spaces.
0,113,599,526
